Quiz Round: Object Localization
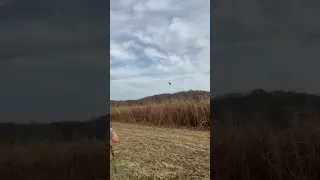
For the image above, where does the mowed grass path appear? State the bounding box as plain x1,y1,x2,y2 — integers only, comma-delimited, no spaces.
110,122,210,180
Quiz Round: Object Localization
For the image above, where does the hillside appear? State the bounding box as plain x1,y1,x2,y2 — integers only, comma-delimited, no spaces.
110,90,210,106
212,89,320,130
4,88,320,141
0,115,108,143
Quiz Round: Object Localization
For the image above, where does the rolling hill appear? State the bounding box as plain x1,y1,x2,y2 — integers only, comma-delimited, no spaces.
110,90,210,106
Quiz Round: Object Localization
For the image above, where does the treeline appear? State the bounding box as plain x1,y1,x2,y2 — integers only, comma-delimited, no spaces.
3,89,320,144
111,90,209,106
0,115,108,144
213,89,320,130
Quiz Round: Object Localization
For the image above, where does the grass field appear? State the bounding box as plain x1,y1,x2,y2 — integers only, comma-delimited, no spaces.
0,141,109,180
111,97,320,180
110,97,210,130
0,98,210,180
212,124,320,180
110,122,210,180
4,95,320,179
0,121,210,180
110,98,210,179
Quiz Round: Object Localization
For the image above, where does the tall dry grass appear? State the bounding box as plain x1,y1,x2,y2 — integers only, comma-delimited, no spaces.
111,97,320,179
110,97,210,130
3,96,320,179
212,123,320,180
0,141,108,180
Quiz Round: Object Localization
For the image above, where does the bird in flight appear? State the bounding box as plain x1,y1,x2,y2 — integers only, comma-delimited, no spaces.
168,82,171,85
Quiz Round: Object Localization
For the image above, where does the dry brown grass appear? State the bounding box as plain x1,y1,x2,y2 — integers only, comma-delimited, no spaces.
111,97,320,179
110,122,210,180
212,123,320,180
110,98,210,179
110,97,210,130
0,98,210,180
5,96,320,179
0,141,108,180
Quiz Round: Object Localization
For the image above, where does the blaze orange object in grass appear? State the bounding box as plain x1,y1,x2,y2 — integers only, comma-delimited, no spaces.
110,127,119,143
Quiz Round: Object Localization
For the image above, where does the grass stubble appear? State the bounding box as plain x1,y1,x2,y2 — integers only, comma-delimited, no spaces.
110,97,210,180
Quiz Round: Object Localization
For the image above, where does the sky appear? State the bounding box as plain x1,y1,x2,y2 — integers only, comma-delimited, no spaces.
2,0,320,122
212,0,320,96
0,0,109,122
110,0,210,100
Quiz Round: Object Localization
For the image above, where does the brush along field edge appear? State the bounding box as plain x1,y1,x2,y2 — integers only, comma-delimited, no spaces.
110,97,210,130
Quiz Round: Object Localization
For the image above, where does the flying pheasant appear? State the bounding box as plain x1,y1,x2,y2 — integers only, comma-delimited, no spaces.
168,82,171,85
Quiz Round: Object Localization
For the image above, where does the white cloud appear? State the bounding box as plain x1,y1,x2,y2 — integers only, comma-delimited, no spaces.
110,41,137,63
144,47,166,60
110,0,210,100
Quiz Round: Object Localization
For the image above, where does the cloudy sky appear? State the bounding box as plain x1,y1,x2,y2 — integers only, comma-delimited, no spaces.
2,0,320,122
110,0,210,100
212,0,320,96
0,0,109,122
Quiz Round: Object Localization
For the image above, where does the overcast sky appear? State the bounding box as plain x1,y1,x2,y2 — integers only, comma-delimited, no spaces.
110,0,210,100
0,0,109,122
212,0,320,96
2,0,320,122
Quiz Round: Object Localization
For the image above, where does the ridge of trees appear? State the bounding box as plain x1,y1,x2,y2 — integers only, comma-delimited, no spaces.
213,89,320,130
2,89,320,142
111,90,210,106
